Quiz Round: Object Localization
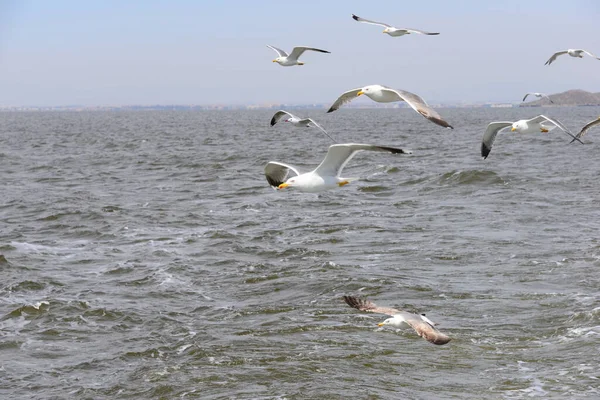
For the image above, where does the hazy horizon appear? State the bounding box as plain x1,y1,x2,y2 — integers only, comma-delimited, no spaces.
1,1,599,107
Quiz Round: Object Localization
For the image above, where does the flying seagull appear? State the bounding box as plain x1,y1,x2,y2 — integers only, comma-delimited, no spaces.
267,45,330,67
270,110,335,142
569,116,600,143
522,92,554,104
545,49,600,65
343,296,451,345
481,115,583,159
264,143,411,192
327,84,453,129
351,14,439,36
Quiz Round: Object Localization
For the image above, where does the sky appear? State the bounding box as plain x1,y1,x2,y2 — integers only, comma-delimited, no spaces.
0,0,599,106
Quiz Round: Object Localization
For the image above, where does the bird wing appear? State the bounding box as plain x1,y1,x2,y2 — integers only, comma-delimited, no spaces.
522,93,532,102
403,314,451,345
405,28,439,35
581,49,600,60
264,161,300,188
572,117,600,141
545,50,568,65
326,88,362,113
314,143,410,177
481,121,512,159
304,118,336,142
382,87,454,129
266,45,288,58
287,46,330,61
351,14,391,28
531,115,582,143
542,94,554,104
343,296,401,316
270,110,295,126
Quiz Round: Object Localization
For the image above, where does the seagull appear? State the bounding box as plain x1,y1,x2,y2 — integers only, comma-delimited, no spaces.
343,296,451,345
264,143,411,193
569,116,600,143
267,45,330,66
351,14,439,36
481,115,583,159
545,49,600,65
327,84,453,129
270,110,335,142
522,92,554,104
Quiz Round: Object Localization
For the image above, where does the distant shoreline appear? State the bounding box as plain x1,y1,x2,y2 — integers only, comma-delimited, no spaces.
2,103,591,112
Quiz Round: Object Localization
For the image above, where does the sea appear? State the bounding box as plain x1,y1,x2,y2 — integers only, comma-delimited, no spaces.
1,107,599,399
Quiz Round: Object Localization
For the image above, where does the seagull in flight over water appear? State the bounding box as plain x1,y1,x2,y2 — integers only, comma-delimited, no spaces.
270,110,335,142
481,115,583,159
327,84,453,129
264,143,411,193
522,93,554,104
343,296,451,345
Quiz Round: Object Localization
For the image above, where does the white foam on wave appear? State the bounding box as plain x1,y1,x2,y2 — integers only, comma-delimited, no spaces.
32,300,49,309
9,240,89,257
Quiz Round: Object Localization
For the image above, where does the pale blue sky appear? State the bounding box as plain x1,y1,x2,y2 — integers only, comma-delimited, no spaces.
0,0,599,106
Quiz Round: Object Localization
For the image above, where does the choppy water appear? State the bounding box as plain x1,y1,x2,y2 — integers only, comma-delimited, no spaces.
1,107,600,399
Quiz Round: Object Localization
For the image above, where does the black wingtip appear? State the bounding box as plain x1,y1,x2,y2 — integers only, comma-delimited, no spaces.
481,144,491,159
326,108,334,113
431,117,453,129
352,14,359,21
378,145,411,155
266,175,283,188
343,295,364,311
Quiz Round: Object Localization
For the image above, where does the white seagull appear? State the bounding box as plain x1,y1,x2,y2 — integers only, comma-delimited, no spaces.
481,115,582,159
267,45,330,66
522,92,554,104
270,110,335,142
570,116,600,143
327,84,453,129
343,296,451,345
351,14,439,37
545,49,600,65
264,143,411,193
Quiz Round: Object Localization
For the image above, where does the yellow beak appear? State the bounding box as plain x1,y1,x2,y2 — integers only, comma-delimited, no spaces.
377,323,384,327
357,91,364,96
511,127,516,132
272,59,277,62
278,183,289,189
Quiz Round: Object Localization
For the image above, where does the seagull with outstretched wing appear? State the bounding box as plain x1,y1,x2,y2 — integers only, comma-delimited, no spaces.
327,84,453,129
267,45,330,66
264,143,411,192
270,110,335,142
343,296,451,345
351,14,439,37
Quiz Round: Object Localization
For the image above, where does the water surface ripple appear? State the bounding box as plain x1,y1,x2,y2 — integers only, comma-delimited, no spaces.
1,108,600,399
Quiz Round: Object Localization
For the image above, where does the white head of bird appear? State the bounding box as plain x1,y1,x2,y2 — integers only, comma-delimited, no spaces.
511,121,525,132
356,85,394,103
357,85,380,97
378,317,406,328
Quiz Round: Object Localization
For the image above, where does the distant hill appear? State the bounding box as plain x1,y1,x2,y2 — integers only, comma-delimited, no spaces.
521,89,600,107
